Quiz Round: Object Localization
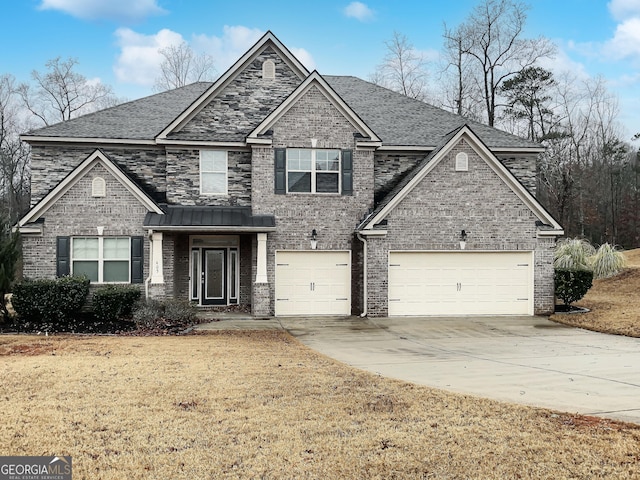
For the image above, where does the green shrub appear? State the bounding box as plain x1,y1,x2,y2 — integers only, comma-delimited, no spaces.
11,276,90,332
591,243,626,279
93,285,142,323
133,299,197,333
554,269,593,306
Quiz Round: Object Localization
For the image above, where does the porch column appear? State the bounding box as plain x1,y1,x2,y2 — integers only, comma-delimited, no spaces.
256,232,268,283
150,232,164,284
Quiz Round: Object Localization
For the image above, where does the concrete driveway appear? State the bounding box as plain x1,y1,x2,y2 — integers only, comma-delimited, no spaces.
276,316,640,424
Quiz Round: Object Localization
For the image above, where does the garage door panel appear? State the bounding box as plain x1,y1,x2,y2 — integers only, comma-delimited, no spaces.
275,251,351,316
389,252,533,316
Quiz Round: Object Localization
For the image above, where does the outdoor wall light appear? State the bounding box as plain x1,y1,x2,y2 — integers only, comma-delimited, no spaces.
310,229,318,250
459,230,467,250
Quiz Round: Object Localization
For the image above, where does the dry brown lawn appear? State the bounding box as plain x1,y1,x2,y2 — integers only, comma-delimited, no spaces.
551,248,640,337
1,332,639,479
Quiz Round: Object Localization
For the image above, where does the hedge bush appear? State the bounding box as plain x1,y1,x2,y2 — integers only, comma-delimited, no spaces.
93,285,141,323
11,276,90,332
554,269,593,307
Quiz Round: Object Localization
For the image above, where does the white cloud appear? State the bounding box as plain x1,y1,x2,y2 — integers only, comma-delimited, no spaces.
290,48,316,71
604,17,640,61
608,0,640,20
39,0,166,23
343,2,375,22
191,26,316,72
114,28,184,86
113,25,318,87
191,26,265,73
538,47,590,80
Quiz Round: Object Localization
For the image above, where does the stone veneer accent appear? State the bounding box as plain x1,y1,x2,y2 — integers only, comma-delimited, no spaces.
22,163,150,286
251,85,375,316
172,46,302,142
165,148,252,205
364,138,554,316
29,144,166,206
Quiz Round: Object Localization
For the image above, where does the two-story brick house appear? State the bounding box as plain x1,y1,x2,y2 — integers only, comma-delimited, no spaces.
17,32,563,317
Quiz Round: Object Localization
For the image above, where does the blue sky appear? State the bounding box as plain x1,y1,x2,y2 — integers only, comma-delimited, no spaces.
3,0,640,140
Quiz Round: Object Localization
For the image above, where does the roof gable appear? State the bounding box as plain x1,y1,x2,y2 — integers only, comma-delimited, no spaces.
360,125,563,235
18,149,163,228
157,31,309,142
247,71,381,145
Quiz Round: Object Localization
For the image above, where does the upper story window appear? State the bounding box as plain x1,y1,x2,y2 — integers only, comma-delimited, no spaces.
287,149,340,193
200,150,228,195
72,237,130,283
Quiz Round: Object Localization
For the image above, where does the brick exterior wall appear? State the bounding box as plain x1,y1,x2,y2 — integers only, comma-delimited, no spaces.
251,85,376,315
165,148,252,205
173,46,302,141
374,152,538,203
22,163,150,286
30,144,166,206
364,138,554,316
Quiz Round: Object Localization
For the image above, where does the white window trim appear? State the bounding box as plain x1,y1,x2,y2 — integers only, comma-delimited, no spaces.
200,150,228,195
286,148,341,194
71,236,131,284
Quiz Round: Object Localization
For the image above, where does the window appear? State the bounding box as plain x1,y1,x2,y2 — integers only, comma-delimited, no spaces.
287,149,340,193
200,150,227,194
72,237,130,283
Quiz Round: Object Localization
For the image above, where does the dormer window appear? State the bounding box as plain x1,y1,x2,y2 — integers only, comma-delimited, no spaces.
262,60,275,79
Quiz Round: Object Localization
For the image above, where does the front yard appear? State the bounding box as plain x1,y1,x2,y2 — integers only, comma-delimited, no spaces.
1,331,638,479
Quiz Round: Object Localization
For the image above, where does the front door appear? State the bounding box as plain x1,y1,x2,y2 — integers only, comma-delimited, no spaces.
190,238,239,306
202,248,226,305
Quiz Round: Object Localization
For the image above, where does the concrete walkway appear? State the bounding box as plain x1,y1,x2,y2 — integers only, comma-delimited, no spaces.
197,315,640,424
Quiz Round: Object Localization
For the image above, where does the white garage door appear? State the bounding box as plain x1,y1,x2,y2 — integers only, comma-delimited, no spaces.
275,251,351,316
388,252,533,316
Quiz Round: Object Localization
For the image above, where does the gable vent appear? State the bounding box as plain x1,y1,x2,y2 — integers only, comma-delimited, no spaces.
262,60,275,79
455,152,469,172
92,176,106,197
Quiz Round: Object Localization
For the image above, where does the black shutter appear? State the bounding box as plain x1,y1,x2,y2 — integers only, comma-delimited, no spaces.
274,148,286,194
341,149,353,196
131,236,144,284
56,236,70,277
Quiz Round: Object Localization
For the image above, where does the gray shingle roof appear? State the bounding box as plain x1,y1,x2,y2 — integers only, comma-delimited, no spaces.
24,82,211,140
24,76,539,150
324,76,540,149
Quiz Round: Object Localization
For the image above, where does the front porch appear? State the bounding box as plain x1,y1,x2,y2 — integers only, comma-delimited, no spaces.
142,206,276,315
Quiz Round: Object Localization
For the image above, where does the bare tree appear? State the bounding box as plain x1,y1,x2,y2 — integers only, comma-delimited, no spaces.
440,24,483,118
153,42,217,92
0,74,30,222
444,0,555,126
18,57,118,126
370,32,429,101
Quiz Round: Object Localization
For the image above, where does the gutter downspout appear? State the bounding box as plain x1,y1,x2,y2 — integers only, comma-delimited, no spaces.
145,229,153,300
356,232,367,317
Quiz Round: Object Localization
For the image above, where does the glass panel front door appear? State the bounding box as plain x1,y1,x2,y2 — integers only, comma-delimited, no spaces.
203,249,226,305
